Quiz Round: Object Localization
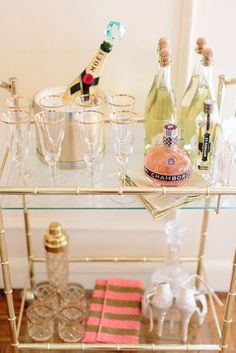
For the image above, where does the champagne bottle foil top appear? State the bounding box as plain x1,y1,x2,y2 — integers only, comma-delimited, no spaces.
196,37,207,54
202,47,213,66
44,222,69,253
203,99,215,114
163,123,177,145
160,49,172,67
158,37,169,51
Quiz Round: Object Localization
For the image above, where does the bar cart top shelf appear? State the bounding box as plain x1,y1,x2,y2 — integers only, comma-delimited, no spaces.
1,134,236,211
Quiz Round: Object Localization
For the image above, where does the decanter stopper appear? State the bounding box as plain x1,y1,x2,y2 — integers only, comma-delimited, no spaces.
44,222,69,291
104,21,126,43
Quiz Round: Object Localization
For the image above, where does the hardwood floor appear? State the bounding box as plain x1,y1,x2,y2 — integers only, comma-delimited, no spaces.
0,290,235,352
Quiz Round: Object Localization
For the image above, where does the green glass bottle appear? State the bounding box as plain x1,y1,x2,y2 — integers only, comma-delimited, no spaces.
179,38,207,146
179,47,218,156
145,49,177,153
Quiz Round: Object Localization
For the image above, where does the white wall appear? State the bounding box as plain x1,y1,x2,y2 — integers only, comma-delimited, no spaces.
0,0,236,291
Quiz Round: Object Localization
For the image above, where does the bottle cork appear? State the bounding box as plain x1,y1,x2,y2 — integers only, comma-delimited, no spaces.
158,37,169,51
203,99,215,114
160,49,172,67
196,37,207,54
202,47,213,66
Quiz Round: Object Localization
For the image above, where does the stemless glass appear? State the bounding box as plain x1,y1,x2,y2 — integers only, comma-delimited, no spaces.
74,110,104,188
26,302,54,342
34,281,59,313
34,110,65,186
5,95,32,112
110,110,137,203
58,305,85,342
1,110,31,184
60,283,86,312
107,93,135,114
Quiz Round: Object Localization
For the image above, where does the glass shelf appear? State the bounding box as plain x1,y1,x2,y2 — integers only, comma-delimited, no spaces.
1,132,236,211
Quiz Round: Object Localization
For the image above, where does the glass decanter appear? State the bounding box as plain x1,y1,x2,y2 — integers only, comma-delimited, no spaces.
151,219,189,297
144,124,192,186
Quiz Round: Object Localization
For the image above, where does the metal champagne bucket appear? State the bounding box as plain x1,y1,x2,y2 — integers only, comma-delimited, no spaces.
33,86,105,169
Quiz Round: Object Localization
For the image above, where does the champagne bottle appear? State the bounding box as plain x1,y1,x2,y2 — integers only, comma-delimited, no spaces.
196,99,220,179
179,38,207,145
179,47,218,155
145,49,177,153
146,37,169,102
63,21,125,102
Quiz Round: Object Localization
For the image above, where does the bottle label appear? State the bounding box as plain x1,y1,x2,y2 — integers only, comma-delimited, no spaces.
200,132,211,161
144,166,191,182
86,48,108,77
64,47,109,99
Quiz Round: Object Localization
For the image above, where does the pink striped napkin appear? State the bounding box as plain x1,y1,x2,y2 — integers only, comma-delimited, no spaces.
83,279,106,343
96,278,143,344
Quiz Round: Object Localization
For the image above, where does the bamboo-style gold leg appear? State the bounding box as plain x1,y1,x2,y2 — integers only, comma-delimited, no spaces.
0,208,18,353
196,199,210,288
22,196,35,293
220,250,236,352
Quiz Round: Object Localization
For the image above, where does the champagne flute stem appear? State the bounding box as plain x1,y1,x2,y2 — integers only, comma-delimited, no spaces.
49,162,57,187
120,163,127,188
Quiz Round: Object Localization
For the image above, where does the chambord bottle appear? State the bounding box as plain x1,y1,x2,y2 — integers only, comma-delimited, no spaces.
144,124,192,186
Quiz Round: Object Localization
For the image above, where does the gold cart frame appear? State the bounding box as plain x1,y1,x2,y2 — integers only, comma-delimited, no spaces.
1,69,236,351
0,159,235,352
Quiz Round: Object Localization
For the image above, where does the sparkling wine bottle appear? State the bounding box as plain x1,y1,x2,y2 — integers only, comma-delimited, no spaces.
179,38,207,145
63,21,125,102
145,49,177,153
144,124,192,186
146,37,169,106
196,99,221,179
179,47,218,155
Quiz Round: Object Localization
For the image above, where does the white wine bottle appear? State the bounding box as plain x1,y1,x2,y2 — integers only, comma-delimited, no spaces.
179,47,218,155
63,21,125,102
179,38,207,145
145,49,177,153
196,99,220,179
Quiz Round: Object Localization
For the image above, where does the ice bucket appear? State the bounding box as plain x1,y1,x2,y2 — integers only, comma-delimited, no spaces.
33,86,105,169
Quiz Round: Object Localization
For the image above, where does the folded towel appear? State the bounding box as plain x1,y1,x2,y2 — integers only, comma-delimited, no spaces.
83,279,106,343
96,278,143,344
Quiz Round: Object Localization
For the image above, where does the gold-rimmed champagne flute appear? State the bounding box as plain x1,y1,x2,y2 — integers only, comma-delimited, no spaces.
5,95,32,113
74,110,104,204
107,93,135,114
75,93,105,112
110,110,138,203
39,95,67,112
35,110,65,186
1,110,31,185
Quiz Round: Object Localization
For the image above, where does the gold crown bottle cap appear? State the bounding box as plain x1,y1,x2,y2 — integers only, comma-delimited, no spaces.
203,99,215,114
158,37,169,51
160,49,172,67
44,222,68,253
202,47,213,66
196,37,207,54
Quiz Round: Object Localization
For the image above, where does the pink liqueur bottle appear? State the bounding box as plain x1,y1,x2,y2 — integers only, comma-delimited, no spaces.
144,124,192,186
